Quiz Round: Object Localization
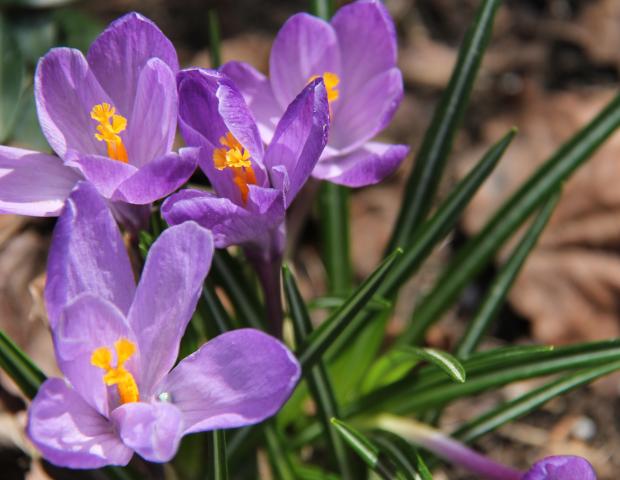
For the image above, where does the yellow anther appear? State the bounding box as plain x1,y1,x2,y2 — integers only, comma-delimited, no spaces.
212,131,257,204
309,72,340,104
213,132,252,170
90,102,129,163
91,338,140,404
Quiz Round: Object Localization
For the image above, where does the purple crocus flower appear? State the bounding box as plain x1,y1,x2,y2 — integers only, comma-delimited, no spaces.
162,68,329,334
221,0,409,187
376,415,597,480
0,13,196,230
28,181,300,467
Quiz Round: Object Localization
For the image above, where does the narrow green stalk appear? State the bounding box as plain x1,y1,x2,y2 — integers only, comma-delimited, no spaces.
264,423,296,480
319,182,353,295
453,360,620,443
388,0,503,251
0,330,45,399
309,0,352,296
310,0,334,19
283,266,354,480
207,430,229,480
208,9,222,69
456,190,561,358
400,91,620,345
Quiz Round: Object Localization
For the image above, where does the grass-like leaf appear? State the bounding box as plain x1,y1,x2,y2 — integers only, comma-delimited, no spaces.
210,250,264,330
363,346,465,393
208,9,222,69
0,330,45,399
453,360,620,443
0,14,26,142
207,430,229,480
265,422,297,480
319,182,353,295
401,91,620,345
372,430,433,480
348,339,620,415
382,128,516,302
330,418,401,480
296,248,403,370
455,189,561,358
283,265,353,480
388,0,503,251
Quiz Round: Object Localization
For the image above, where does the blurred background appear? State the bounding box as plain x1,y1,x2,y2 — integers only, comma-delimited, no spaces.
1,0,619,478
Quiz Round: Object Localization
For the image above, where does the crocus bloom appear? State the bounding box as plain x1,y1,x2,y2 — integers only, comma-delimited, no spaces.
376,415,597,480
0,13,196,230
221,0,408,187
28,182,300,467
162,69,329,334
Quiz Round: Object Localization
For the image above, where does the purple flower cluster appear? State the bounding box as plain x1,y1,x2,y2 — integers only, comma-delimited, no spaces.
0,1,599,475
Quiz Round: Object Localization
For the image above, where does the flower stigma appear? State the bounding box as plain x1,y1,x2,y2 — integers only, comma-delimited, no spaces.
91,338,140,404
213,131,257,204
91,103,129,163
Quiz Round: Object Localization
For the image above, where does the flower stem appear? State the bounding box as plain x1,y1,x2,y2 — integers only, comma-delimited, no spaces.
250,254,284,338
375,415,524,480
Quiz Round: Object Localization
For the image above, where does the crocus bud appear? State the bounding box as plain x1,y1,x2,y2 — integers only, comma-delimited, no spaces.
523,455,597,480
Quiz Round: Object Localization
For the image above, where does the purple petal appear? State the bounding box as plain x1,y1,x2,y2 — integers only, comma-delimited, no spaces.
55,294,137,417
112,148,197,204
220,61,282,143
269,13,340,110
44,181,136,328
523,456,597,480
35,48,111,159
264,78,329,206
177,69,268,197
177,69,227,148
111,401,183,463
125,58,177,168
87,12,179,120
0,146,80,216
27,378,132,469
312,141,408,187
66,153,137,199
329,67,403,152
162,186,285,253
158,329,300,433
127,222,213,397
332,1,397,89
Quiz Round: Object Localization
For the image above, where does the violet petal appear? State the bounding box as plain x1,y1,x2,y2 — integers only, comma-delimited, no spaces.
35,48,111,159
269,13,340,110
111,401,183,463
44,181,136,328
55,294,138,417
112,148,197,205
0,146,80,216
312,141,408,187
127,222,213,397
87,12,179,119
27,378,132,469
158,329,300,433
263,78,329,206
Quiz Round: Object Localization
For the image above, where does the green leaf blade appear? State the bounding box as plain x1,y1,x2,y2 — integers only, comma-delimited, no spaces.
401,91,620,345
296,248,403,370
0,330,46,399
456,189,561,358
388,0,503,250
